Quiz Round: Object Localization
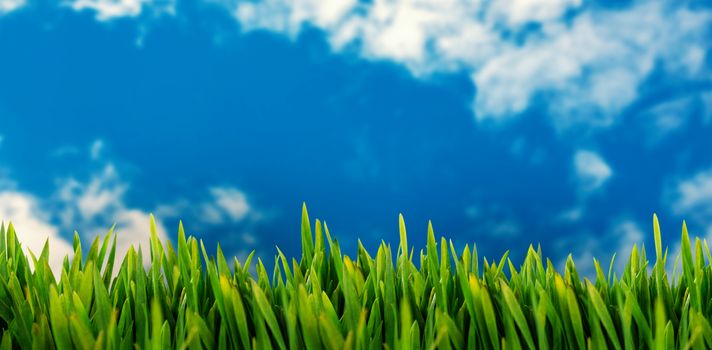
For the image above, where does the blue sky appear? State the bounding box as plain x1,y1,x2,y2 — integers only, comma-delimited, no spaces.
1,0,711,276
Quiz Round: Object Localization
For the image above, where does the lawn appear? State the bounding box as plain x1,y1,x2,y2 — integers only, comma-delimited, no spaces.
0,205,709,349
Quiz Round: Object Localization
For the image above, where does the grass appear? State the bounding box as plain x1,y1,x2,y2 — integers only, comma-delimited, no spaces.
0,205,711,349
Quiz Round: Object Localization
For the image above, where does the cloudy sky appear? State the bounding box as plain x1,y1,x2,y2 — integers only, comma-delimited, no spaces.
1,0,711,276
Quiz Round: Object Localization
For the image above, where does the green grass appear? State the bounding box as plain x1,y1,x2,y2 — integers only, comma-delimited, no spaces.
0,205,711,349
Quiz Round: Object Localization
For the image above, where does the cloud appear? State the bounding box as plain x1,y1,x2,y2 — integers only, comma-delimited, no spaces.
68,0,174,20
670,168,712,227
0,162,171,275
0,191,74,275
155,185,255,226
0,137,261,276
153,185,263,263
637,97,692,145
564,217,644,278
464,204,521,238
556,206,584,223
473,3,708,127
573,150,612,192
664,167,712,272
208,186,250,222
90,139,104,160
58,165,127,219
611,219,644,259
55,163,169,268
53,0,710,127
664,168,712,276
222,0,711,128
0,0,25,14
48,165,262,271
490,0,582,26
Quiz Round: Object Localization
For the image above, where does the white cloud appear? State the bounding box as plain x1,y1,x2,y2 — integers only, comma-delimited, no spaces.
157,186,254,226
565,218,644,278
574,150,612,192
611,219,644,259
557,206,583,223
209,186,250,222
562,149,615,223
0,0,25,14
236,0,358,37
58,165,126,219
0,163,171,275
666,179,712,279
56,164,169,268
68,0,174,21
638,97,691,145
70,0,143,19
152,185,262,265
42,0,710,127
490,0,582,26
0,138,259,275
164,186,253,225
670,168,712,225
224,0,711,128
665,168,712,272
0,191,73,276
6,164,257,275
54,0,710,127
90,139,104,160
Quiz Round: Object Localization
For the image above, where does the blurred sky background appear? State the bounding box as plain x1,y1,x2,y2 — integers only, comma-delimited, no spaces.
1,0,711,276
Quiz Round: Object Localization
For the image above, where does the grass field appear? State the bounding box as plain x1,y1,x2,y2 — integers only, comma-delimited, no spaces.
0,205,710,349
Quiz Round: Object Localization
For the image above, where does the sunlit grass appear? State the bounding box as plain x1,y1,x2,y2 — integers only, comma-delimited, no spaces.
0,204,710,349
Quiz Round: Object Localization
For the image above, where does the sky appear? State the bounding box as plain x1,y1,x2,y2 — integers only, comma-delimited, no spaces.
0,0,711,277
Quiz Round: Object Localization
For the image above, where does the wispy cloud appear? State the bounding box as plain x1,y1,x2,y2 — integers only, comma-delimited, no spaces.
207,186,250,223
662,171,708,267
90,139,104,160
155,185,259,227
0,0,25,14
563,217,645,278
661,166,712,270
68,0,174,20
610,219,644,260
55,163,170,268
40,0,711,129
153,185,266,263
558,149,613,226
670,168,712,227
50,141,264,270
0,139,172,274
0,191,74,275
464,204,522,238
573,150,612,193
637,97,692,145
223,0,711,128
